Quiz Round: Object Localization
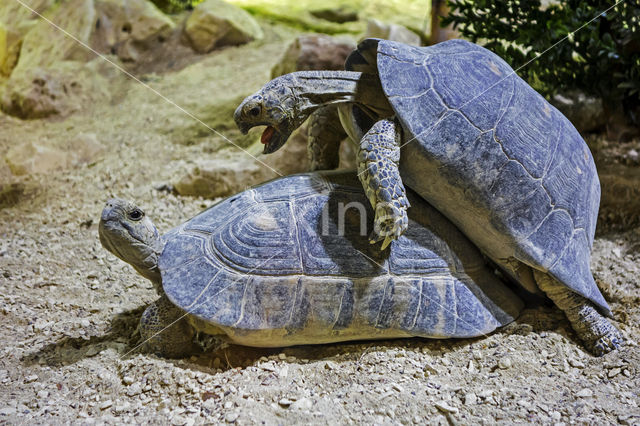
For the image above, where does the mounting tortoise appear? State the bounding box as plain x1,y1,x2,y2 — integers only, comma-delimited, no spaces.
99,171,522,358
234,38,623,355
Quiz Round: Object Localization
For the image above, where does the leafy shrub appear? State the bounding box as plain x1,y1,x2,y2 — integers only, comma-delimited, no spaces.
443,1,640,121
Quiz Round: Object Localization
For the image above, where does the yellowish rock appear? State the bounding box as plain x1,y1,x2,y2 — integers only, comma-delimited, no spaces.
185,0,263,54
93,0,174,50
0,24,22,77
12,0,96,74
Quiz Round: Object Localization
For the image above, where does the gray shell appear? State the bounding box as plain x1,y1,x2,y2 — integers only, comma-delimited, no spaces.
346,39,607,315
158,171,522,347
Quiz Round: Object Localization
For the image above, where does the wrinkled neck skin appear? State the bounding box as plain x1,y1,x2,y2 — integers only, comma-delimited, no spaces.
99,213,165,294
131,239,164,293
288,71,391,121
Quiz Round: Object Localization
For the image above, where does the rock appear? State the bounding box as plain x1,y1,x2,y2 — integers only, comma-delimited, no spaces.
291,397,313,410
92,0,175,62
0,0,54,36
99,399,113,410
365,19,420,46
309,7,358,23
11,0,96,74
464,392,477,405
434,401,458,414
271,34,355,79
5,132,105,176
184,0,263,54
576,388,593,398
224,412,239,422
278,398,293,407
5,141,67,175
551,92,606,134
0,24,22,77
24,374,38,383
498,357,512,369
0,0,119,119
174,124,309,199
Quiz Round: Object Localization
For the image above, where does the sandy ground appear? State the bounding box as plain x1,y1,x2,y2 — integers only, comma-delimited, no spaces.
1,20,639,426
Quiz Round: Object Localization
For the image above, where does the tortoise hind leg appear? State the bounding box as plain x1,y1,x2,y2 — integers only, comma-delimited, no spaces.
139,296,201,358
307,105,347,171
533,270,623,356
357,118,410,250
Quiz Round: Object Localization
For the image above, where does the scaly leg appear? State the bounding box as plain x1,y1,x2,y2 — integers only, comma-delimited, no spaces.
139,296,201,358
357,118,410,250
533,270,623,356
307,105,347,171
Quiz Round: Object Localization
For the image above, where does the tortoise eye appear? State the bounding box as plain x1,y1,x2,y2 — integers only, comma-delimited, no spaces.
249,106,261,117
128,209,144,221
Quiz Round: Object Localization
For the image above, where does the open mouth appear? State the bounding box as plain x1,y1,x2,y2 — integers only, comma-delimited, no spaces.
261,125,275,145
258,124,287,154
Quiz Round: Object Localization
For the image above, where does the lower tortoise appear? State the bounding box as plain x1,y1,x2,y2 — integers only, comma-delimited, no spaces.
99,171,522,358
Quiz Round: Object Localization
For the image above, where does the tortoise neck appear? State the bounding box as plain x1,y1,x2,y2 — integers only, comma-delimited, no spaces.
289,71,377,116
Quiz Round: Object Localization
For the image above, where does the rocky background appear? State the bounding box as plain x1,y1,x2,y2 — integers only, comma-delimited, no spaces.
0,0,639,424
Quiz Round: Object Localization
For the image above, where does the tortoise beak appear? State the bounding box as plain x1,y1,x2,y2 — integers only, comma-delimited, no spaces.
233,104,250,134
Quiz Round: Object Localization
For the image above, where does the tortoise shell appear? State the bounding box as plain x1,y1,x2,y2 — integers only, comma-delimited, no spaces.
346,39,607,315
158,172,522,347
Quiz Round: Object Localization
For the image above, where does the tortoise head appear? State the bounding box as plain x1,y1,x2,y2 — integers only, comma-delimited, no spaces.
234,74,308,154
99,198,163,288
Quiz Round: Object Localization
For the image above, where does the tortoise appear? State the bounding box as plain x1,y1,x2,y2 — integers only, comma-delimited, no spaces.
99,171,523,358
233,38,623,355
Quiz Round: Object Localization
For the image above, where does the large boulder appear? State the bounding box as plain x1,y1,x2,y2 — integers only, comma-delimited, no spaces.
91,0,175,63
2,60,110,119
0,0,55,78
271,34,355,79
11,0,96,74
1,0,105,119
184,0,263,54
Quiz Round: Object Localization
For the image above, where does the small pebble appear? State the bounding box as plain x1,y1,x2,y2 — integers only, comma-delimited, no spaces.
99,400,112,410
608,367,621,378
324,361,338,370
24,375,38,383
225,412,239,423
122,376,135,385
576,388,593,398
464,392,477,405
498,357,512,369
279,398,293,407
435,401,458,414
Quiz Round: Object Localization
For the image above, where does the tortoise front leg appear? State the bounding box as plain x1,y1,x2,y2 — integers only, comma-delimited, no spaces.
533,270,623,356
358,118,410,250
307,105,347,171
139,296,201,358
